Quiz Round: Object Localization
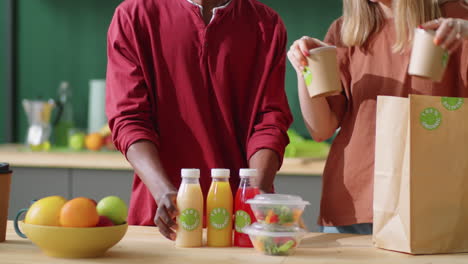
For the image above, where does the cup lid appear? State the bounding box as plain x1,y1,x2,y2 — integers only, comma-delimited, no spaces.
0,163,12,174
239,168,257,177
247,194,310,206
211,168,230,178
181,168,200,178
243,222,306,237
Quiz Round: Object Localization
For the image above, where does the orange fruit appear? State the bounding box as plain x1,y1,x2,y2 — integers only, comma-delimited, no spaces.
85,133,104,151
59,197,99,227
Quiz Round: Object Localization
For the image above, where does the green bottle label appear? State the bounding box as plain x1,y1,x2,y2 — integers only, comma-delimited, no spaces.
441,97,463,111
235,210,251,233
420,107,442,130
303,66,312,86
209,208,230,230
180,208,200,231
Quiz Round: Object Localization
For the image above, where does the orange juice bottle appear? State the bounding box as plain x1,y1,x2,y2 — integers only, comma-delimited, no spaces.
176,169,203,247
207,168,233,247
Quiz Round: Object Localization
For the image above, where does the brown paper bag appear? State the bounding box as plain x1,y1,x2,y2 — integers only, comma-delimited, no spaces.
373,94,468,254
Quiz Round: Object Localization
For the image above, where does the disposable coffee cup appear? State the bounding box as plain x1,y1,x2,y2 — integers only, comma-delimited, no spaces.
303,46,342,98
408,28,449,82
0,163,12,242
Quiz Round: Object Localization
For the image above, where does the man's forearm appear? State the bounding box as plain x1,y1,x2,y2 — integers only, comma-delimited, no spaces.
248,149,280,193
126,140,176,201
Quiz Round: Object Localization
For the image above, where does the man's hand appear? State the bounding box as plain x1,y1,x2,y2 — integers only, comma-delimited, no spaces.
154,190,179,241
249,149,280,193
126,140,179,240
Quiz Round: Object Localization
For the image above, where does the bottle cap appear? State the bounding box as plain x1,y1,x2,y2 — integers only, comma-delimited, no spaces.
239,168,257,178
181,168,200,178
211,168,230,178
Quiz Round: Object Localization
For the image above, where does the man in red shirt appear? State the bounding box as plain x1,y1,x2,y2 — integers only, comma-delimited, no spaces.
106,0,292,240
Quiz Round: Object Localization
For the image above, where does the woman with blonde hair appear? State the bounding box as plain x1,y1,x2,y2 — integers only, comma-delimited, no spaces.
288,0,467,234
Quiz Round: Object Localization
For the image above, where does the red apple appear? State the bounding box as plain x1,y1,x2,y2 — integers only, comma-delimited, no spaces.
96,215,115,227
104,135,117,151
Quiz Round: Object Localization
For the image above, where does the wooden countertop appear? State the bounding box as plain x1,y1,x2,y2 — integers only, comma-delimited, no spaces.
3,221,468,264
0,144,325,176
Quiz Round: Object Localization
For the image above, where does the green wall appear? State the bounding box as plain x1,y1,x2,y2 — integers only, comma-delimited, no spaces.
0,2,6,143
16,0,122,142
11,0,341,143
263,0,342,137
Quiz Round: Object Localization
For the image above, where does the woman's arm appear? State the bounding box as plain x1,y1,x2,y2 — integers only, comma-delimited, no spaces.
287,37,340,142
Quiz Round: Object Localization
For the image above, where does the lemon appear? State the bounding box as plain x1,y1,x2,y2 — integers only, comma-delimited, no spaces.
25,196,67,226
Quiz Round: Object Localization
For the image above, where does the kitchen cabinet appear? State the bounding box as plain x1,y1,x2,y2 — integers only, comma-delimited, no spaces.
7,168,323,231
1,144,324,231
71,169,132,207
9,168,69,216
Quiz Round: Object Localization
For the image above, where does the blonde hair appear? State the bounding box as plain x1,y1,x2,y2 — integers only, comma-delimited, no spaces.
341,0,442,52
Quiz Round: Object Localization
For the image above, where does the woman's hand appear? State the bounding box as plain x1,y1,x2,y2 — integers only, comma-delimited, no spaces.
287,36,329,74
421,18,468,54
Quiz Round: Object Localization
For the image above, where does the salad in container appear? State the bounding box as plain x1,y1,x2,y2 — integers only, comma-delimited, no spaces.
243,223,306,256
246,194,310,226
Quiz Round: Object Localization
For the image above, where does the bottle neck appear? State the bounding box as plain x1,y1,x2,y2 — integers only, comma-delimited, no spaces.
211,177,229,182
181,177,200,184
240,176,257,187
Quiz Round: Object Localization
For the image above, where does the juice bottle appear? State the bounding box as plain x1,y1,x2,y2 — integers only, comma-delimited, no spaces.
207,168,233,247
234,169,260,247
176,169,203,247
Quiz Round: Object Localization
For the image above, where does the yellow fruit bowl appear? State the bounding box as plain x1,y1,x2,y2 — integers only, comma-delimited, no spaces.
20,221,128,258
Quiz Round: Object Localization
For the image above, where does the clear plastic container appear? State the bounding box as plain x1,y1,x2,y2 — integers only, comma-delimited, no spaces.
243,223,306,256
246,194,309,226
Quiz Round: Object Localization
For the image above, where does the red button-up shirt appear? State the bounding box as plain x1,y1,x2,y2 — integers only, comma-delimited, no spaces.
106,0,292,225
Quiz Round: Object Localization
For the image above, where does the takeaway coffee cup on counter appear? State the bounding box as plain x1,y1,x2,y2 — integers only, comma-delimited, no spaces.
0,163,12,242
408,28,449,82
303,46,342,98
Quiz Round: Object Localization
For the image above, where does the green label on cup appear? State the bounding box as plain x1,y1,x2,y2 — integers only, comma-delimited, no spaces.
441,97,464,111
303,66,312,86
235,210,251,233
420,107,442,130
209,208,230,230
180,208,200,231
442,51,449,68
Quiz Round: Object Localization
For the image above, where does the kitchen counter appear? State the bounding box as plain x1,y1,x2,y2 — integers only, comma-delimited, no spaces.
0,144,326,176
3,221,468,264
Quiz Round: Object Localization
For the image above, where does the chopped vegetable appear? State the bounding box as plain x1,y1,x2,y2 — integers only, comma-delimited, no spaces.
278,240,295,253
254,205,302,226
252,236,298,256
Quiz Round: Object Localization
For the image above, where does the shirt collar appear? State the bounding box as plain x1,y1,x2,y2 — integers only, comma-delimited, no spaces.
185,0,232,23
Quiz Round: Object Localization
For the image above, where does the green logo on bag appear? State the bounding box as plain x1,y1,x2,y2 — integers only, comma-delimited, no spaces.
235,210,251,233
420,107,442,130
441,97,464,111
180,208,200,231
442,51,449,68
209,208,230,230
303,66,312,86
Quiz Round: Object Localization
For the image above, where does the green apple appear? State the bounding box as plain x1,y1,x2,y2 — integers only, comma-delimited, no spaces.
68,132,86,150
96,196,128,225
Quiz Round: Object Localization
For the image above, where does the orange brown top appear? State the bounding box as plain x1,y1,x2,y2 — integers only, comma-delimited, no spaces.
320,0,468,226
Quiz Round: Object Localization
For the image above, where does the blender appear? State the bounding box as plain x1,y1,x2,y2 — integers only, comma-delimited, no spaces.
22,99,60,149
